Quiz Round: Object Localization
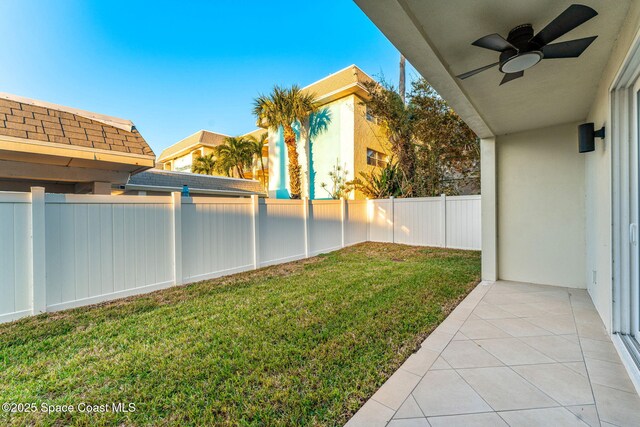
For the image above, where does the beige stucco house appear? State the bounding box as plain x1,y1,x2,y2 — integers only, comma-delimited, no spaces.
0,93,154,194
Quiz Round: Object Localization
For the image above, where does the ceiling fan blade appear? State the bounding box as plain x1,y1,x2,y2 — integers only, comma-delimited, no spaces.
542,36,597,58
500,71,524,85
531,4,598,47
457,62,500,80
472,34,516,52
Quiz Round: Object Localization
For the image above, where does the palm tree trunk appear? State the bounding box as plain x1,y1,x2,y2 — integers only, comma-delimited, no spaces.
283,124,302,199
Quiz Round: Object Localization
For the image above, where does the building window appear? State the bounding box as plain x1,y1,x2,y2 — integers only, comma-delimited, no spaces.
367,148,387,167
365,105,377,123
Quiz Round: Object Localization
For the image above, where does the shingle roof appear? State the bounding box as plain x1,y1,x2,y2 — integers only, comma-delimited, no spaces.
158,130,228,162
127,169,265,196
0,93,154,157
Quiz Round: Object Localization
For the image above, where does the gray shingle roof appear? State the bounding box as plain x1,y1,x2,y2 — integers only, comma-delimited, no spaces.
127,169,265,196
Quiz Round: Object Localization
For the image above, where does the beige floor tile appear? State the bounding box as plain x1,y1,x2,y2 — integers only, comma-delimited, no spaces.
394,395,424,419
592,384,640,426
434,316,465,335
563,361,589,377
475,337,555,365
487,318,554,337
584,357,637,393
371,368,421,410
401,347,439,376
579,337,623,364
575,320,609,342
440,340,504,368
344,399,395,427
525,314,577,335
387,417,429,427
459,318,512,340
412,370,492,416
565,405,600,427
430,356,452,370
512,363,594,406
457,366,559,411
421,331,454,353
519,335,583,362
472,302,517,320
498,407,590,426
497,303,550,318
529,301,574,315
427,412,508,427
451,331,469,341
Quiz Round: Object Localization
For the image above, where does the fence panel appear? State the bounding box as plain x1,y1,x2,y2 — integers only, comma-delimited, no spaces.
446,195,482,250
308,200,342,255
44,195,174,311
0,193,32,322
394,197,443,247
369,199,392,242
182,197,254,282
258,199,305,266
0,189,481,323
345,200,368,245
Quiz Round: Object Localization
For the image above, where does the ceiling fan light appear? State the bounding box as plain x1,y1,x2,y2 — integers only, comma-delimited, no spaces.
500,52,543,73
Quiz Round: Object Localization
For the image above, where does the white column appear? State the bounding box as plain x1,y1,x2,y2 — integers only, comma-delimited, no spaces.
340,198,346,248
441,193,447,248
171,192,183,286
481,137,498,281
251,195,260,269
302,197,310,257
30,187,46,314
389,196,395,243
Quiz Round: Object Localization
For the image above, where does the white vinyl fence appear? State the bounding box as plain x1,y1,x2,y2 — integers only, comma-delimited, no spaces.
0,189,480,323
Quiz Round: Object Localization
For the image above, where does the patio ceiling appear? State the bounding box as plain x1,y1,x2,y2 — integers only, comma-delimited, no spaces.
355,0,631,138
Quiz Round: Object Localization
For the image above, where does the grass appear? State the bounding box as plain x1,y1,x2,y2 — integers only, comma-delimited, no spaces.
0,242,480,426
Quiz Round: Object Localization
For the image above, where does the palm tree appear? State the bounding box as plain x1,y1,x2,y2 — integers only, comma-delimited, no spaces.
252,85,319,199
214,136,253,178
247,132,268,188
191,153,217,175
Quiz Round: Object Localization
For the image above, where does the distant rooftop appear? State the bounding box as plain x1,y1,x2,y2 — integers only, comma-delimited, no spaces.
0,93,154,157
158,130,229,162
127,169,266,196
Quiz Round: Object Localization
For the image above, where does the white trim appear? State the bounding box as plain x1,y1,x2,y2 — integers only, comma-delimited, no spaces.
0,134,155,161
259,254,306,268
612,334,640,396
183,265,254,284
125,184,263,198
46,280,176,312
0,309,33,324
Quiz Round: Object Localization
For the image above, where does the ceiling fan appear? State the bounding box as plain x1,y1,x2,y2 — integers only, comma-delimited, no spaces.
457,4,598,85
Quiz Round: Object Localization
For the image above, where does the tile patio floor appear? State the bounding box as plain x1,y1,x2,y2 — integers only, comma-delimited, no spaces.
346,281,640,427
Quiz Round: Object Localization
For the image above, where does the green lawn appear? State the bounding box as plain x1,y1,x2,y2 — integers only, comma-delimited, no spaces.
0,242,480,426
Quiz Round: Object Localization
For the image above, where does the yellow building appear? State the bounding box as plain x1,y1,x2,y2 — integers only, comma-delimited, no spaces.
160,65,389,199
158,128,268,187
268,65,389,199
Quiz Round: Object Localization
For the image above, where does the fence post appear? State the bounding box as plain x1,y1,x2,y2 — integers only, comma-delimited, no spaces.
389,196,395,243
441,193,447,248
302,197,310,258
30,187,46,314
340,198,346,248
171,192,183,286
366,198,371,242
251,195,260,269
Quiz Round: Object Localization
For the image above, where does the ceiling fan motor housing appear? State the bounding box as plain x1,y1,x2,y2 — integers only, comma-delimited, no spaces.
499,24,543,73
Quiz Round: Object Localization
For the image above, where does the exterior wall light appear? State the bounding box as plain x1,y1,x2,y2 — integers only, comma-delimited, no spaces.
578,123,605,153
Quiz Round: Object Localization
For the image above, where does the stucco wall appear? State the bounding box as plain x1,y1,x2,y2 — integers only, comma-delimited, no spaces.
584,1,640,331
497,122,586,288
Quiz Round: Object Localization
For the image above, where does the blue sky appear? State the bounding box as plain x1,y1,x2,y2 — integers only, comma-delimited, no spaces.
0,1,417,155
